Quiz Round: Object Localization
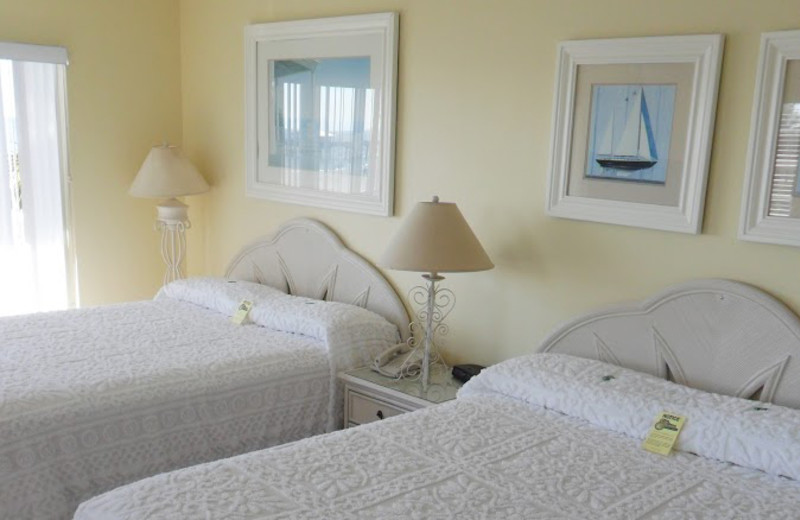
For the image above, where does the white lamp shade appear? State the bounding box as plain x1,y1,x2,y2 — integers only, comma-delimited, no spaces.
129,145,209,199
380,198,493,273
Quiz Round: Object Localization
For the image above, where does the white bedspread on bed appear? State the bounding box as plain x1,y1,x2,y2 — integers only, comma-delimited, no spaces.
74,370,800,519
0,288,397,520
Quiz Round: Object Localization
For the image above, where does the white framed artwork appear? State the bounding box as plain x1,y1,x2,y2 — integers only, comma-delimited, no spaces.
739,30,800,247
244,13,398,216
546,34,724,234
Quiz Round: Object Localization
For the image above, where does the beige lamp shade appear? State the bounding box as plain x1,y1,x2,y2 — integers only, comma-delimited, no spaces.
129,145,209,198
380,197,493,273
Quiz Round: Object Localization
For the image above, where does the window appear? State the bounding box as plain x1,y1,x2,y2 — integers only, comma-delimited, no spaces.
0,43,74,316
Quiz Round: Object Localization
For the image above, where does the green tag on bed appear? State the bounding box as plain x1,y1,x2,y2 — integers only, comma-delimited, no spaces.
231,300,253,325
642,411,685,456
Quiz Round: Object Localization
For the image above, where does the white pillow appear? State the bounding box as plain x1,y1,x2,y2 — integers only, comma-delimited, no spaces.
157,276,399,345
460,352,800,480
156,276,284,317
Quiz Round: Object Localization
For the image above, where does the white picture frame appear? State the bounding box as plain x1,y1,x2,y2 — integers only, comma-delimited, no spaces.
546,34,724,234
739,30,800,247
244,13,398,216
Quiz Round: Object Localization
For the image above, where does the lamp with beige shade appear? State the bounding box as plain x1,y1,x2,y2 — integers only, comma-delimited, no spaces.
380,196,493,389
129,144,209,285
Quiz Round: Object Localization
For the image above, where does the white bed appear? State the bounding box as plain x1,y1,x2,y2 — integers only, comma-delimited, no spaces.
0,219,409,520
74,279,800,519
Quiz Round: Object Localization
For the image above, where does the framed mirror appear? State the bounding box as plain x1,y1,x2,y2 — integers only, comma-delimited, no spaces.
244,13,398,216
740,30,800,246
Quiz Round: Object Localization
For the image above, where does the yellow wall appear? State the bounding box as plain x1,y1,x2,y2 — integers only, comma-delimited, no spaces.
4,1,798,363
179,0,800,366
0,0,197,305
6,0,799,362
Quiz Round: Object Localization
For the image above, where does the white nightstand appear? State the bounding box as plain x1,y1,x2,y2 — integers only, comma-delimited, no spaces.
340,367,462,428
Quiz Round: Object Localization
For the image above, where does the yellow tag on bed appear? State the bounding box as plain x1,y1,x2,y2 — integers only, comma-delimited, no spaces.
231,300,253,325
642,411,685,456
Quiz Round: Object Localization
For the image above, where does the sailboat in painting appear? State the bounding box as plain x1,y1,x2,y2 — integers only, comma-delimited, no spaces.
595,87,658,171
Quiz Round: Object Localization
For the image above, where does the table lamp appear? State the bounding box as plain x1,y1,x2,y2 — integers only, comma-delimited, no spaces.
129,144,209,285
380,196,493,389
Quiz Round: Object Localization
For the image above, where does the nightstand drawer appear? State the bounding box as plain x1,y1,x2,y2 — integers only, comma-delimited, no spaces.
348,391,408,425
339,367,461,429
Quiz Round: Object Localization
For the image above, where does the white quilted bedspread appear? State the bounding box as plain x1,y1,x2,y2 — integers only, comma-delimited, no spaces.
75,355,800,520
0,284,398,520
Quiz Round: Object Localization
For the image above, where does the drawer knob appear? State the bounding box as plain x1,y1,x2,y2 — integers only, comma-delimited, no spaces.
376,410,384,420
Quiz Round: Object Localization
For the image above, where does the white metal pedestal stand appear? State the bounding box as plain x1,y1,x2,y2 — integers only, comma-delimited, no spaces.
155,198,190,285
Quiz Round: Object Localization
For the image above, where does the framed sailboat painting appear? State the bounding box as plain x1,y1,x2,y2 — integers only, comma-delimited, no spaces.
546,34,724,234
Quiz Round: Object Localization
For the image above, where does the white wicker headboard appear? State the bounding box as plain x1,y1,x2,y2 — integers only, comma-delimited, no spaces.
540,279,800,409
225,218,410,340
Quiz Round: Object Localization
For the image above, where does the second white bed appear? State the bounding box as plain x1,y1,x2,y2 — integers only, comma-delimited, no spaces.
1,277,400,519
74,353,800,519
1,218,410,519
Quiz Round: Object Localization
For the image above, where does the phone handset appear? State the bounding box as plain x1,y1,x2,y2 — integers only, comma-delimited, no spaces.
372,343,423,378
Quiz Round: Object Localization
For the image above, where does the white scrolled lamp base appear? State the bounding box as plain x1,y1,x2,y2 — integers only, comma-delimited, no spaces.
408,272,456,390
155,198,191,286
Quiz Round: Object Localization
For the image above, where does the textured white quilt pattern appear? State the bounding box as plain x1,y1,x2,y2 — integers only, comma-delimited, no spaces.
74,393,800,519
0,293,396,520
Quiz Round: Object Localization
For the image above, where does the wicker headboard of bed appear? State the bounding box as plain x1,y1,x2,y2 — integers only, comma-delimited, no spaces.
225,218,410,340
540,279,800,409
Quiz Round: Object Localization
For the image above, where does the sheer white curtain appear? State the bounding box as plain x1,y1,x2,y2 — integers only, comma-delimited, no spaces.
0,54,70,316
0,77,12,247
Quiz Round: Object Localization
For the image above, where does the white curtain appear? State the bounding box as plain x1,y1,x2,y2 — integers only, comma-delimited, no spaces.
0,70,12,246
0,60,68,316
